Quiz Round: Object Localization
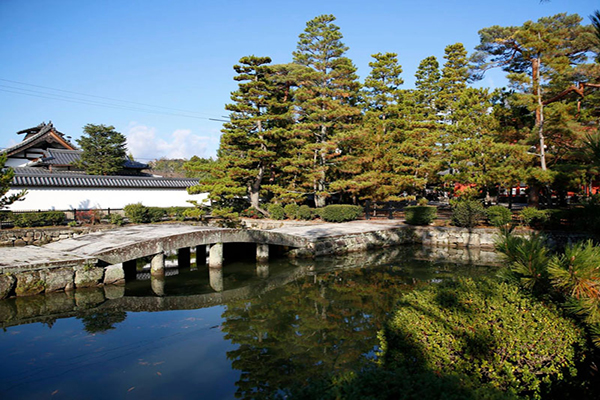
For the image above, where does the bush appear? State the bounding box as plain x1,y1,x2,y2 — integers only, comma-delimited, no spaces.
319,205,363,222
124,203,148,223
267,203,285,220
166,206,190,221
486,205,512,227
283,203,299,220
241,207,264,219
451,199,486,228
147,207,166,223
11,211,66,227
519,207,548,228
297,205,314,220
75,209,101,225
404,206,437,225
382,278,586,398
109,213,124,226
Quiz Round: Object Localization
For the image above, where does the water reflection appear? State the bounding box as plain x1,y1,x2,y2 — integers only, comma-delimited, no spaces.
0,245,499,399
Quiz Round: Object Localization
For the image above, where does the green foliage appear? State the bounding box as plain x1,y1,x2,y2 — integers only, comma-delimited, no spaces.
404,206,437,225
76,124,128,175
451,199,486,228
486,205,513,227
267,203,285,220
109,213,124,226
495,228,550,292
548,240,600,330
382,278,586,398
0,153,27,209
319,205,363,222
297,205,314,220
518,207,548,228
283,203,299,219
11,211,65,227
123,203,148,223
416,197,428,206
67,221,78,227
147,207,166,223
241,207,264,219
182,201,207,221
292,14,361,207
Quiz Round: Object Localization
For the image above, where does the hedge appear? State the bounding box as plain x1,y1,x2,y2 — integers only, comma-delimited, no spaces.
319,205,363,222
404,205,437,225
297,205,314,220
11,211,66,227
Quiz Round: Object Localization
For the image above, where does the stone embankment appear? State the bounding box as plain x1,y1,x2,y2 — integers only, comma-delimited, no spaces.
0,226,111,247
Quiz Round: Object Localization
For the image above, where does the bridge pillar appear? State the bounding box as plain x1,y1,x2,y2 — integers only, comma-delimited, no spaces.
178,247,191,269
195,245,206,265
151,252,165,276
256,244,269,263
209,267,223,292
151,275,165,296
256,263,269,278
209,243,223,268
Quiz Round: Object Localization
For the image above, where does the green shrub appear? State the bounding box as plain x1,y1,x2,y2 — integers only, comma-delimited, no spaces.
451,199,486,228
319,205,363,222
267,203,285,220
109,213,124,226
147,207,166,223
495,228,550,292
297,205,314,220
241,207,264,219
283,203,299,220
404,205,437,225
166,206,190,221
486,205,512,227
519,207,548,228
11,211,66,227
382,278,586,398
123,203,148,223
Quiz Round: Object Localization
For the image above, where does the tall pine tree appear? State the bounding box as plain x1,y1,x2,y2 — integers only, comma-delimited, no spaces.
188,56,292,216
291,14,361,207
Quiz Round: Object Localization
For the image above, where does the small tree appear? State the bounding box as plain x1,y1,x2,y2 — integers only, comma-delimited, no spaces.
76,124,128,175
0,153,26,209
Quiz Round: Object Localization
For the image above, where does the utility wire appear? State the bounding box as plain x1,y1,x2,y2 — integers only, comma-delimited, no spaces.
0,78,222,118
0,87,225,121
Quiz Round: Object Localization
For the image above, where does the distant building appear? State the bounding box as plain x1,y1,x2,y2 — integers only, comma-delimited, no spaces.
1,122,206,211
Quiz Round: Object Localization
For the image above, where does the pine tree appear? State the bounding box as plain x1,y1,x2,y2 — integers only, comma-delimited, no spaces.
472,13,595,172
414,56,441,121
188,56,292,216
437,43,469,120
291,14,361,207
76,124,127,175
333,52,422,202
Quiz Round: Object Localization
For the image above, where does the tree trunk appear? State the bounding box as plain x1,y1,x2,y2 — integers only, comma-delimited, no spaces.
533,57,547,171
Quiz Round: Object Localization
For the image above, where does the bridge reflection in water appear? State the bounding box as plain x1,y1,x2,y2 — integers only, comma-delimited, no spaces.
0,245,499,330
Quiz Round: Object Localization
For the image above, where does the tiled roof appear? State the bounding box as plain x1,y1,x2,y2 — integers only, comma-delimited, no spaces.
2,122,76,156
37,149,149,169
11,168,200,189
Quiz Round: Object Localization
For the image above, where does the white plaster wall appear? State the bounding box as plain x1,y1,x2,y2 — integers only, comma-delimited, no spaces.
4,187,208,211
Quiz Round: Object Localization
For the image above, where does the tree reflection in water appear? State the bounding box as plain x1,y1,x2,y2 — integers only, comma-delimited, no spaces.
221,250,489,399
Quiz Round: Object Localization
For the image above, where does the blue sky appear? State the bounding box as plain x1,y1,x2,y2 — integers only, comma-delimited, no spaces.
0,0,597,160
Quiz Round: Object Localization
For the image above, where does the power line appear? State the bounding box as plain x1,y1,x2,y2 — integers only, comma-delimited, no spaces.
0,78,222,118
0,87,224,121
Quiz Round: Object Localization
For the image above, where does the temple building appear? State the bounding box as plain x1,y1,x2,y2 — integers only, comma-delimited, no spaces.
1,122,205,211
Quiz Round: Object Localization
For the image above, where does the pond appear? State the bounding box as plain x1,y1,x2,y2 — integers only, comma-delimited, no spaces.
0,245,498,399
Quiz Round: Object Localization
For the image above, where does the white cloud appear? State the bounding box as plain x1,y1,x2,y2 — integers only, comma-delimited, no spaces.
126,123,217,160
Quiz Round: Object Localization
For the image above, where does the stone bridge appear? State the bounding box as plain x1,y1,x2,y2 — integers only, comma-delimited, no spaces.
42,224,309,275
